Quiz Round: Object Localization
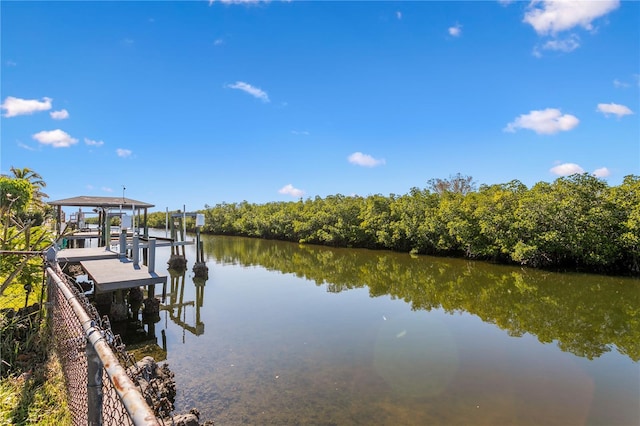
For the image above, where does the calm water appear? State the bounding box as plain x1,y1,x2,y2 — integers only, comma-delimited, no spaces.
140,232,639,425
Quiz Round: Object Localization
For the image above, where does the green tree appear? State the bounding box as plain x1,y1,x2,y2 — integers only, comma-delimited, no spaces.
474,180,527,260
609,175,640,272
9,166,48,209
0,175,53,296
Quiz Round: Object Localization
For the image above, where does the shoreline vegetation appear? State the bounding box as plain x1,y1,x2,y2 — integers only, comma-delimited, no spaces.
147,173,640,276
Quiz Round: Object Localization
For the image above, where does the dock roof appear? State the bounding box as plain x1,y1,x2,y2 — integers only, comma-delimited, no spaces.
48,196,154,209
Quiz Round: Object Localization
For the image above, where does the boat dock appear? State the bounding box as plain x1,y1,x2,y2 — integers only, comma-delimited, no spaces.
57,246,167,293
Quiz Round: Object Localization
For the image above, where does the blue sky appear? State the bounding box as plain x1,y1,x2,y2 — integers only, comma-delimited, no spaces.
2,0,638,212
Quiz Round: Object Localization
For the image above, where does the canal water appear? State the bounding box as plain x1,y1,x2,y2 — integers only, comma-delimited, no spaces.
142,231,639,425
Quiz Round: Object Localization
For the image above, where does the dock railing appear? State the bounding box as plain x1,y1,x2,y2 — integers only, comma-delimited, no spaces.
45,259,161,426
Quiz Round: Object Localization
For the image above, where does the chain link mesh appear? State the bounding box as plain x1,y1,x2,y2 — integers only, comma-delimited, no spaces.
48,263,164,425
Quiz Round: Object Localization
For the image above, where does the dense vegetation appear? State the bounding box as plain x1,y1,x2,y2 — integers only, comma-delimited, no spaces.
147,173,640,275
1,168,69,424
0,168,53,300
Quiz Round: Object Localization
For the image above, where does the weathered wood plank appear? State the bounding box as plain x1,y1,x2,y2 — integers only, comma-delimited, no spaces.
57,247,120,262
81,258,167,293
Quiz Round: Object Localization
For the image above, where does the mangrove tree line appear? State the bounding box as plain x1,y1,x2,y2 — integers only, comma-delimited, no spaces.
146,173,640,274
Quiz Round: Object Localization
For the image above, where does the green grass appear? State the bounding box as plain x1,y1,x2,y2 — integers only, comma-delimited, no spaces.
0,269,45,312
0,348,71,426
0,309,71,426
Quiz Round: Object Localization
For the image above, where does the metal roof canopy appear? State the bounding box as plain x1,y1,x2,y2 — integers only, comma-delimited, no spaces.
49,196,154,209
49,196,154,246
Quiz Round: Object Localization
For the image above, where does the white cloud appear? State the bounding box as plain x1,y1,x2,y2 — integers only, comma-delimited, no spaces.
524,0,620,35
18,142,36,151
348,152,386,167
613,79,630,88
6,60,17,66
541,34,580,52
227,81,270,102
214,38,224,46
448,23,462,37
396,11,402,20
102,187,113,193
32,129,78,148
592,167,611,178
291,130,310,135
504,108,579,135
84,137,104,147
50,109,69,120
2,96,52,117
278,184,305,198
550,163,584,176
116,148,132,158
596,102,633,118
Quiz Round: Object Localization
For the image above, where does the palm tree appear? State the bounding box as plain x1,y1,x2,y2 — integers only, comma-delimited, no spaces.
10,166,49,208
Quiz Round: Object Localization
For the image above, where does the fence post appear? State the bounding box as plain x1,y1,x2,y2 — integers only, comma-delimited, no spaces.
87,338,104,426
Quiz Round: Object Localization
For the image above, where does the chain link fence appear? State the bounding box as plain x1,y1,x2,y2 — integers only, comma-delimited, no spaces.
46,261,164,425
2,247,194,425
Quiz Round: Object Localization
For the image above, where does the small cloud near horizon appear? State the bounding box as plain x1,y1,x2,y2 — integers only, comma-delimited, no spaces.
278,184,305,198
593,167,611,178
348,152,386,167
504,108,579,135
550,162,584,176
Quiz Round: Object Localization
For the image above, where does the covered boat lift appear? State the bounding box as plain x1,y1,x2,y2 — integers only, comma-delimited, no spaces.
48,195,155,247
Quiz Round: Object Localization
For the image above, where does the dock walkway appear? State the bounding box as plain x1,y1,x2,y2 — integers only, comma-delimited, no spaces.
57,247,167,293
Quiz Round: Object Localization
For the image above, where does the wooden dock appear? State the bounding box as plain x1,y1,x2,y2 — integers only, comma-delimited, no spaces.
82,258,166,293
57,247,167,293
57,247,120,262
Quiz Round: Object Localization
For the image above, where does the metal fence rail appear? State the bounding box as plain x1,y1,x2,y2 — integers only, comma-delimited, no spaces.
46,263,160,426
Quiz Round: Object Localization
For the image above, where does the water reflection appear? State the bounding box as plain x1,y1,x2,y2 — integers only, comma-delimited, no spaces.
161,268,206,340
148,234,639,424
203,235,639,362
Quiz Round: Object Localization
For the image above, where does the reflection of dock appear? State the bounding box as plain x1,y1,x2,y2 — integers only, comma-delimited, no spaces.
161,270,205,337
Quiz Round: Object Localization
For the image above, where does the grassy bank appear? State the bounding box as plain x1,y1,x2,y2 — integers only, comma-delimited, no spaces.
0,318,71,425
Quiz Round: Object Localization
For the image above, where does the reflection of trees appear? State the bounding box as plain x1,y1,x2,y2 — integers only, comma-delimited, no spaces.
205,235,640,362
